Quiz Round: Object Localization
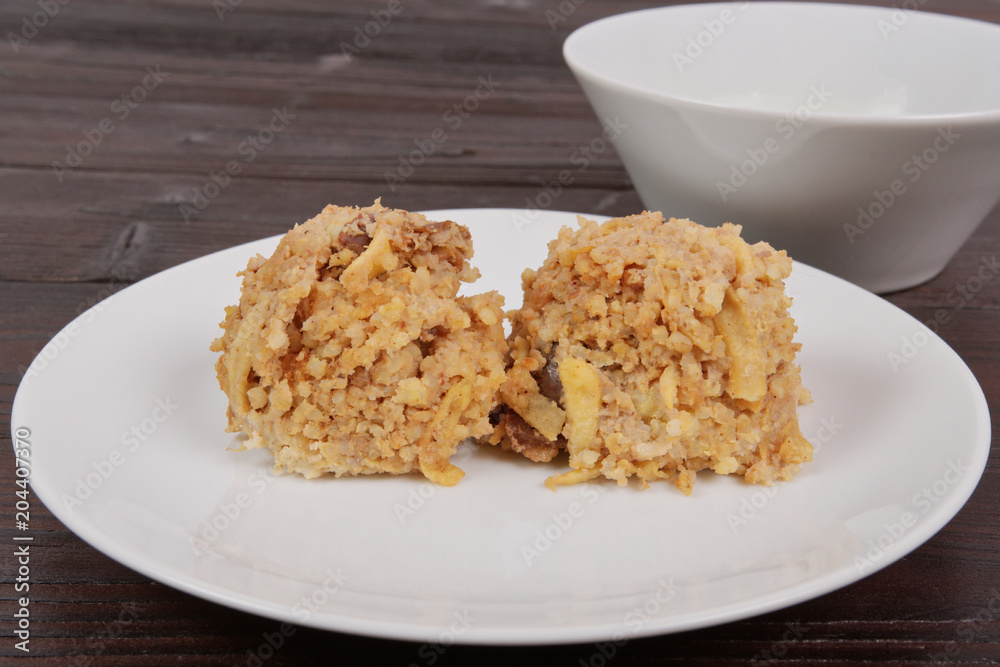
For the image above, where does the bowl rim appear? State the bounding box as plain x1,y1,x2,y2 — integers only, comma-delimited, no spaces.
563,1,1000,126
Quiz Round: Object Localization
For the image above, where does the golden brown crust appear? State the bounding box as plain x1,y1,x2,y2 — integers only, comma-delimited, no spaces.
491,212,812,494
210,201,507,485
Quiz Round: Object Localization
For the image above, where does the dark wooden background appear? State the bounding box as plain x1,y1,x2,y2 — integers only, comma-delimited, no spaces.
1,0,998,664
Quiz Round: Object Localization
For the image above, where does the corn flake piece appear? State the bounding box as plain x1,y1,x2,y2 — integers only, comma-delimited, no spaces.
558,356,602,458
714,287,767,402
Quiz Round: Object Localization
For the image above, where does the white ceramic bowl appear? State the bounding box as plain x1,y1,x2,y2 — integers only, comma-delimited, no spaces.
564,2,1000,293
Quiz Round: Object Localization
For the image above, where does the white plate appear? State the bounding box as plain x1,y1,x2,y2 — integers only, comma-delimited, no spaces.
12,208,991,645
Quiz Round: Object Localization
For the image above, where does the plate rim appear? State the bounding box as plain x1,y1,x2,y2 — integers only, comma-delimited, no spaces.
11,207,992,645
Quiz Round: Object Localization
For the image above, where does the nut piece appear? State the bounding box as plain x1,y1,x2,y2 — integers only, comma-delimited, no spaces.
498,409,561,463
536,349,563,403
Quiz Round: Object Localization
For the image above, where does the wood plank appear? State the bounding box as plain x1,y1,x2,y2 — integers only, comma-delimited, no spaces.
0,172,639,283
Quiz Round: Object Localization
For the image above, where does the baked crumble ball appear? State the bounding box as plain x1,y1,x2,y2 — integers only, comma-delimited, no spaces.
211,201,507,486
489,212,812,495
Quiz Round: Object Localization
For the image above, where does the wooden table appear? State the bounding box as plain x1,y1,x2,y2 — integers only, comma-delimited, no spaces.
2,0,998,664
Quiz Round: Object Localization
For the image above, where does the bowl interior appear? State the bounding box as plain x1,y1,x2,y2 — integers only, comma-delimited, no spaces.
565,2,1000,118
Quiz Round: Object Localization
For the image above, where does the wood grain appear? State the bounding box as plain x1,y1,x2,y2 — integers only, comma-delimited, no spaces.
2,0,999,664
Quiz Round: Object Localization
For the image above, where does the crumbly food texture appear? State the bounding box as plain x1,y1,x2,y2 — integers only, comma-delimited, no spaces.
490,212,812,494
211,201,507,485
